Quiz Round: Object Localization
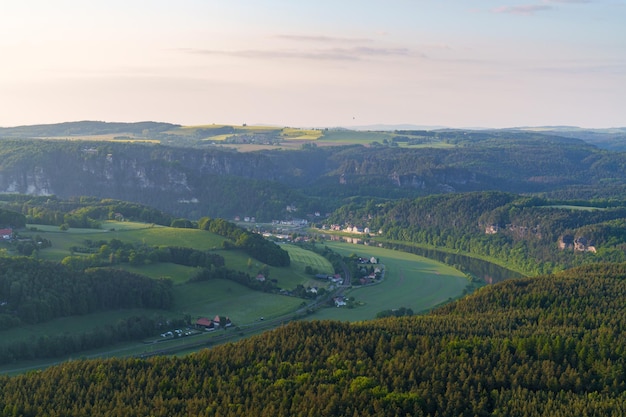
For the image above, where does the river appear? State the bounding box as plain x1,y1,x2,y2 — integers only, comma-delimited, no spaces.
323,235,523,284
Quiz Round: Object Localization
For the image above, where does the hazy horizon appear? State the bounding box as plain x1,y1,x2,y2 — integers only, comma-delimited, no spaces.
1,1,624,129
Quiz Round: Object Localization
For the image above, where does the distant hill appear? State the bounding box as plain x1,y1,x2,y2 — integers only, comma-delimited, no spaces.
1,125,626,220
0,120,179,137
505,126,626,151
347,123,449,131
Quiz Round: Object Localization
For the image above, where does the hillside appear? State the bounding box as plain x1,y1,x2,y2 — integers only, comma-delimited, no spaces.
0,121,179,138
327,192,626,275
2,263,626,415
2,126,626,221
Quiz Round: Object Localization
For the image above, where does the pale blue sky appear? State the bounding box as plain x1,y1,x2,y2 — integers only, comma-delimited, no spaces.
1,0,624,128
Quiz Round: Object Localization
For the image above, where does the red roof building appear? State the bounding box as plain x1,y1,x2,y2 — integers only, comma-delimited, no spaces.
195,317,213,328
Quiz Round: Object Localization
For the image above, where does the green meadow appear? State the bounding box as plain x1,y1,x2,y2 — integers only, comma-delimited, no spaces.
319,130,394,144
1,221,471,372
309,241,469,322
21,221,227,262
16,223,468,323
171,280,304,324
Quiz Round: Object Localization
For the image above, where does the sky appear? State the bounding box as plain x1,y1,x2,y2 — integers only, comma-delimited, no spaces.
1,0,624,129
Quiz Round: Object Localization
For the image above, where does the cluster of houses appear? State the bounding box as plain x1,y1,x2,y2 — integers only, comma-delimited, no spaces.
358,256,378,264
357,267,383,286
322,224,382,235
234,216,256,223
286,204,323,218
195,315,232,331
314,273,344,285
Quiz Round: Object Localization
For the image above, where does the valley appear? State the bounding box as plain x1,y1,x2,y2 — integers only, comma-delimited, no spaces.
0,216,474,374
2,122,626,415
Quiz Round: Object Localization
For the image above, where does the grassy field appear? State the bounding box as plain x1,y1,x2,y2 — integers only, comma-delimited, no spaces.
273,244,334,289
2,221,472,367
0,308,168,347
117,263,199,284
20,221,227,262
281,128,323,140
215,244,333,290
171,280,304,324
0,279,304,373
309,241,469,322
20,222,331,291
319,129,394,144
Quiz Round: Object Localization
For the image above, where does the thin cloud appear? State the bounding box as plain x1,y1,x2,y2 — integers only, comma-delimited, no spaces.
181,46,413,61
492,0,592,15
531,60,626,75
274,34,374,43
492,4,553,15
544,0,592,3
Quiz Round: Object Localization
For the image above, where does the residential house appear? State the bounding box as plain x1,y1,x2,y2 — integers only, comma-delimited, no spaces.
195,317,214,330
213,315,232,328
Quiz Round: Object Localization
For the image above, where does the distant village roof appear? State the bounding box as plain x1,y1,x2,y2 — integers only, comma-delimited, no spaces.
196,317,212,327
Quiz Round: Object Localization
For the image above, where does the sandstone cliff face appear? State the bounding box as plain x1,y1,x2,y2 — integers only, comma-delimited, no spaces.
0,142,330,219
4,139,612,221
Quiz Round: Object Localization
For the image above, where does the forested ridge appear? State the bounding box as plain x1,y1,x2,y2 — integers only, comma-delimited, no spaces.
2,128,626,220
2,263,626,415
327,191,626,275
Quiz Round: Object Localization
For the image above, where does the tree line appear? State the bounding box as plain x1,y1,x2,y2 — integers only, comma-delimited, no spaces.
0,314,186,365
0,257,173,329
198,217,290,267
61,238,225,270
0,194,174,228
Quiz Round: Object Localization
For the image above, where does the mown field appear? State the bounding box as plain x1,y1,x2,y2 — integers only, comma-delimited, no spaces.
20,221,227,262
309,241,469,322
171,279,304,323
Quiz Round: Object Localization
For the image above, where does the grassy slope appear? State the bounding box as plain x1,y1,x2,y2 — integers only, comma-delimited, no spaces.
1,221,471,373
22,221,227,262
310,241,469,321
172,280,303,324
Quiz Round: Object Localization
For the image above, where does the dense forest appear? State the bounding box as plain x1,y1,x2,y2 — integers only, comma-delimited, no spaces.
0,257,173,329
0,195,174,227
2,263,626,415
